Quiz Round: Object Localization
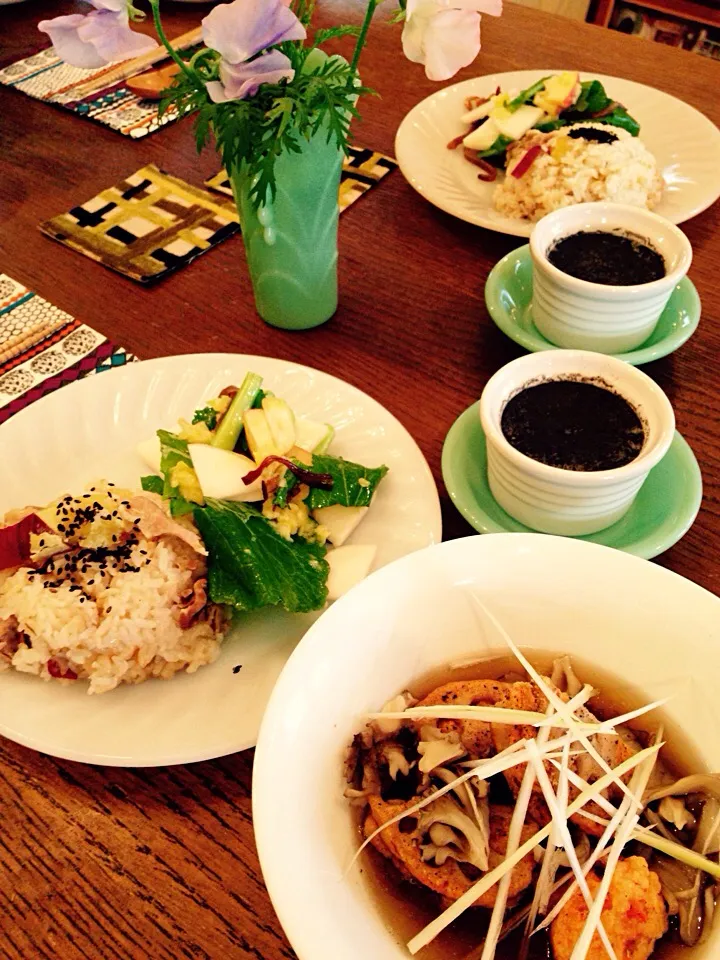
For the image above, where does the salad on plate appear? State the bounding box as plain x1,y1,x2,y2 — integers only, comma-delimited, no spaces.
0,371,388,694
447,72,662,222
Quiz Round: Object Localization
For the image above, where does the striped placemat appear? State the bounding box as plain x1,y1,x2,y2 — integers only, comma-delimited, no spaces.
0,275,137,424
0,45,180,140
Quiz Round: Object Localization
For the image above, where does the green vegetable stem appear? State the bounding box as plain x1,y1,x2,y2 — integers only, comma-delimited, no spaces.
211,372,263,451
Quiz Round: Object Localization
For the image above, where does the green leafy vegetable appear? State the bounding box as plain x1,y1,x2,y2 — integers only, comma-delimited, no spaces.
141,475,164,495
194,499,329,614
508,76,550,111
211,372,263,451
478,134,514,163
306,455,388,509
595,106,640,137
534,117,568,134
192,406,218,430
158,430,196,517
574,80,610,115
274,469,300,508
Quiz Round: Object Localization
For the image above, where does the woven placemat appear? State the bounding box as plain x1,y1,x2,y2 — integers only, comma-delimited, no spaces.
205,146,398,212
0,274,137,424
0,45,180,139
39,165,240,284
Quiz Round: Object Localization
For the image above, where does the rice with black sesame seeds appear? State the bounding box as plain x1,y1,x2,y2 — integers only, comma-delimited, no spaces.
0,483,228,695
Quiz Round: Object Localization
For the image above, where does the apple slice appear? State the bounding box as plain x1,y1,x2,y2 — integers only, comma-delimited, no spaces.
326,545,377,601
295,418,334,454
243,408,278,463
188,444,263,501
137,436,162,474
262,397,296,455
494,104,544,142
313,505,368,547
461,100,493,125
463,117,500,152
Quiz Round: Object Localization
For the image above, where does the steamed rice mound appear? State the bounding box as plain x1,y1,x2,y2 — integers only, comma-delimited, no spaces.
494,122,664,222
0,484,228,694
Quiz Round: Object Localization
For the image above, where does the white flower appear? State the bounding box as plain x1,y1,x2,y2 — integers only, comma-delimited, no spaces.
402,0,502,82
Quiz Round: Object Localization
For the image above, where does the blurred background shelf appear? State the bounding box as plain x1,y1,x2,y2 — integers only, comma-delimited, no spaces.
509,0,720,60
591,0,720,28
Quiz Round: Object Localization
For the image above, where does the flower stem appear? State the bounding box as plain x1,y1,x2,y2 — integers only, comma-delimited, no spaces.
148,0,195,79
349,0,378,75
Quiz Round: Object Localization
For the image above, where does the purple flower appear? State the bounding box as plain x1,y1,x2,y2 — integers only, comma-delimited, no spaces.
206,49,295,103
202,0,306,65
39,1,157,70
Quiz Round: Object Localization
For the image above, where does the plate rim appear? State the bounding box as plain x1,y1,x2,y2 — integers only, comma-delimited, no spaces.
0,352,442,766
441,400,702,559
485,244,702,365
395,69,720,236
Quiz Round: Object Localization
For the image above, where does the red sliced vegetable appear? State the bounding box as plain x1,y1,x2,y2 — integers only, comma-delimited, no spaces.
0,513,53,571
47,659,78,681
242,456,333,489
463,149,497,182
511,145,544,179
447,133,467,151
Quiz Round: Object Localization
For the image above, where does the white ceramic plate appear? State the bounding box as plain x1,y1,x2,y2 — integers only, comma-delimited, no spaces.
395,70,720,237
0,354,441,766
253,534,720,960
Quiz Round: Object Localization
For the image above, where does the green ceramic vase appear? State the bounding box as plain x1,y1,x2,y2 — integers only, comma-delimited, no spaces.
231,130,343,331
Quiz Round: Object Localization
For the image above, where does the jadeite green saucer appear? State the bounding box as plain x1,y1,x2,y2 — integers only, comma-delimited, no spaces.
442,402,702,560
485,245,701,366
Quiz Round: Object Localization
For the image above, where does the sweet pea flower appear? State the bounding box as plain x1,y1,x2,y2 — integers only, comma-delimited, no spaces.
206,50,296,103
402,0,502,82
201,0,306,102
39,0,157,70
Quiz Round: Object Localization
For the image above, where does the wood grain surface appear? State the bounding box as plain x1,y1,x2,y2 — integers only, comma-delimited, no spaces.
0,3,718,957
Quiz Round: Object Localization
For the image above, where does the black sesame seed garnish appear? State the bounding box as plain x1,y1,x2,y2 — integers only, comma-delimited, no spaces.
233,665,242,675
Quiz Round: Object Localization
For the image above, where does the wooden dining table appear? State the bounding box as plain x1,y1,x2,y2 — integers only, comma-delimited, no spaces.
0,1,718,956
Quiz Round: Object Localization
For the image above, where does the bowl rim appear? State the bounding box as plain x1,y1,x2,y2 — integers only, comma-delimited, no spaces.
529,202,693,298
478,350,676,484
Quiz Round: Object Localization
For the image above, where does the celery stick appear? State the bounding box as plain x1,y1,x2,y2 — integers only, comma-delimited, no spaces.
211,372,263,450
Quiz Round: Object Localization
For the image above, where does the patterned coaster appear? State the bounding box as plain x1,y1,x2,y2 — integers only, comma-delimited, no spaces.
40,165,240,284
0,46,179,139
205,145,398,212
0,275,137,425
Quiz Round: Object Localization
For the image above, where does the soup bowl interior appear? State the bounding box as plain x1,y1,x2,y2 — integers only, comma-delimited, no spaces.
252,534,720,960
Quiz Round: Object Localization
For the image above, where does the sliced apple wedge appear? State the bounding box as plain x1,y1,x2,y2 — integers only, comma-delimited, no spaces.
243,408,278,463
262,396,296,455
326,545,377,601
295,418,334,454
137,436,162,474
494,104,544,142
460,100,493,125
188,444,263,501
313,505,368,547
463,117,500,152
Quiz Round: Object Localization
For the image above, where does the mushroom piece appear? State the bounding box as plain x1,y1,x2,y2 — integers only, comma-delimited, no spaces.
417,794,490,873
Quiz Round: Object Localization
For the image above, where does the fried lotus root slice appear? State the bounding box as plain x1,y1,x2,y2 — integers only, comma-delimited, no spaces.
415,680,513,759
550,857,667,960
491,682,638,837
490,681,555,827
366,797,536,908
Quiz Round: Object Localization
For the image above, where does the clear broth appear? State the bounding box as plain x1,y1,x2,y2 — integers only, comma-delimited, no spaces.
357,650,707,960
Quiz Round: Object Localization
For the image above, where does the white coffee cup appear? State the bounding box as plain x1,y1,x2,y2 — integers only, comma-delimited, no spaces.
530,203,692,354
479,350,676,536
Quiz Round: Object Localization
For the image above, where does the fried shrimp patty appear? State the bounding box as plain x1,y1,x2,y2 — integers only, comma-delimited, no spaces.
550,857,667,960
